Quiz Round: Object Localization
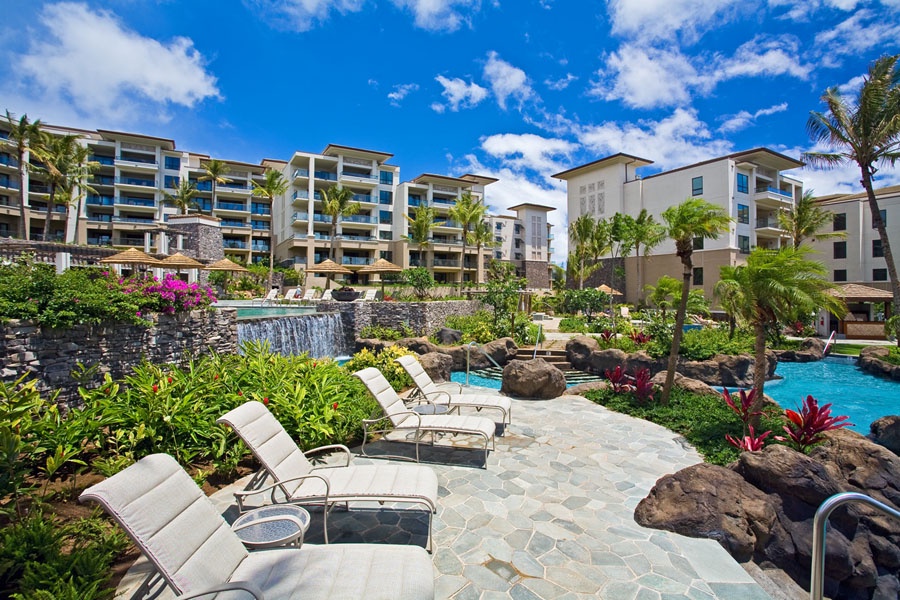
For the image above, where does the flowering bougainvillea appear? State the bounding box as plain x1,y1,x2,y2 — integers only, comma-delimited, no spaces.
141,274,217,314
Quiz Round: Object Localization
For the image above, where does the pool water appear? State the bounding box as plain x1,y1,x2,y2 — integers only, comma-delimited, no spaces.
766,357,900,433
451,371,505,389
234,306,316,320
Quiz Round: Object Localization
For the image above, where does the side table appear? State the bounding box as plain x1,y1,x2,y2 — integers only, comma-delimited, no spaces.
232,505,311,549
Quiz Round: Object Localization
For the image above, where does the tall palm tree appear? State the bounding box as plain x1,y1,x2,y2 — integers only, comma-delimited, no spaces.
448,192,486,289
804,54,900,318
660,198,731,403
778,189,847,249
715,247,845,424
404,205,442,269
164,180,199,215
67,144,98,244
251,169,289,290
466,220,498,284
629,209,666,305
644,275,681,321
34,133,81,241
320,184,360,261
568,214,597,289
200,159,232,214
5,111,43,240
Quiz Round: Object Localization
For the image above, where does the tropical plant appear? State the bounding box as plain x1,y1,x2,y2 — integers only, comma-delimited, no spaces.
163,180,199,215
608,212,634,282
448,192,486,289
726,425,771,452
5,110,43,240
343,346,415,392
722,388,761,436
778,189,847,249
628,209,666,305
777,395,852,453
403,266,436,300
33,132,82,241
714,247,845,421
199,158,232,214
251,169,289,291
644,275,681,320
405,205,442,270
568,214,598,289
604,365,632,393
466,220,498,282
631,368,655,404
67,144,99,243
804,54,900,321
483,260,524,337
659,198,731,403
320,185,360,261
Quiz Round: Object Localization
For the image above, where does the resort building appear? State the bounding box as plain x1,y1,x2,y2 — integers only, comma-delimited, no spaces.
553,149,805,303
0,117,555,288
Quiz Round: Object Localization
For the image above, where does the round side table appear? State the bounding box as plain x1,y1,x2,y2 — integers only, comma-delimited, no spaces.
232,505,311,549
412,404,450,415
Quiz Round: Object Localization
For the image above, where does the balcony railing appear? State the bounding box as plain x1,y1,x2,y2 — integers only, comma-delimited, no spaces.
250,206,271,215
313,214,331,223
87,215,112,222
223,240,247,249
116,197,156,208
409,258,427,267
431,237,461,245
90,176,115,186
756,217,781,228
113,238,146,247
86,195,115,206
341,257,373,265
341,235,376,242
344,214,377,224
216,201,247,211
251,224,270,231
117,155,157,165
292,212,309,221
435,219,461,228
0,156,20,167
30,203,67,213
433,259,460,267
432,197,456,206
292,168,309,178
220,181,249,190
116,176,156,187
28,184,50,194
313,233,331,240
755,186,794,199
113,216,155,224
408,198,422,207
314,170,337,181
220,220,249,228
0,179,20,190
251,244,270,252
341,171,377,180
351,194,374,203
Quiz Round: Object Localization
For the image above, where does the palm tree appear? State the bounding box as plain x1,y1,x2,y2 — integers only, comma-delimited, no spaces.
448,192,486,289
644,275,681,321
164,180,199,215
660,198,731,403
715,247,845,423
568,214,597,289
629,209,666,305
5,111,42,240
467,220,498,284
320,185,360,261
67,144,98,244
405,205,442,269
778,189,847,249
200,159,232,214
804,54,900,319
251,169,289,291
34,133,82,241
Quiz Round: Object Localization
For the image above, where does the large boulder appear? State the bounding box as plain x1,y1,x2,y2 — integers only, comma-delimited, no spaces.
395,337,441,355
774,337,826,363
648,371,720,397
482,337,518,366
870,415,900,456
566,336,600,371
713,351,777,387
566,380,610,396
434,328,462,345
587,348,628,376
500,358,566,399
355,338,393,353
859,346,900,381
419,352,452,383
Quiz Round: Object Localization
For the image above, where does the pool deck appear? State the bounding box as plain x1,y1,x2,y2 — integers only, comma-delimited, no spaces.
117,390,773,600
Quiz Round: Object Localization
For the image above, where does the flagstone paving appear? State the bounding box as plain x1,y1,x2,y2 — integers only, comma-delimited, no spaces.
117,391,772,600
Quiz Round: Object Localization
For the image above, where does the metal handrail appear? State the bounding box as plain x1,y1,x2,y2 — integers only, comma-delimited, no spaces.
810,492,900,599
532,324,543,359
465,341,502,386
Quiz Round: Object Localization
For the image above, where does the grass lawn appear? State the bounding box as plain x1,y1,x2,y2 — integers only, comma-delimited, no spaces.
829,343,868,356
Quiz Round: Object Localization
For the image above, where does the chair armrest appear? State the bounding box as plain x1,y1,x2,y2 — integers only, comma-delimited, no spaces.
304,444,352,467
424,390,452,402
234,473,330,511
439,381,464,394
175,581,264,599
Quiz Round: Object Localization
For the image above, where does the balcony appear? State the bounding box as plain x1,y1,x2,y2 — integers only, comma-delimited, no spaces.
251,206,271,215
87,214,112,223
351,194,375,204
292,212,309,222
754,186,795,209
215,201,248,212
755,216,787,239
252,224,270,231
223,240,247,249
341,257,374,266
314,170,337,181
117,154,157,165
0,155,19,167
90,175,115,186
408,198,423,207
116,176,156,188
433,259,460,268
0,179,20,190
116,196,156,208
113,238,147,247
409,258,427,267
188,180,213,192
86,195,115,206
432,197,456,206
313,214,331,223
434,219,461,228
220,219,249,228
28,183,50,194
292,168,309,179
220,181,248,190
251,244,270,252
344,214,377,224
341,234,377,242
31,202,67,214
113,216,156,225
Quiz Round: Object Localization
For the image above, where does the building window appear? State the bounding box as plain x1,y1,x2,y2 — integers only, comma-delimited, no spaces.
738,235,750,254
737,173,749,194
163,175,180,189
833,213,846,231
873,239,884,258
379,190,392,205
874,268,888,281
692,237,704,250
495,222,502,230
380,250,393,261
833,241,847,259
379,210,392,225
494,251,502,259
692,267,704,286
834,269,847,282
873,209,887,228
737,204,749,224
379,231,392,240
379,171,393,185
164,156,181,170
691,176,703,197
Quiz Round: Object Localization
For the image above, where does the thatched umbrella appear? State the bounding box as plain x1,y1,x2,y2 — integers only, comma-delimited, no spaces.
597,284,623,327
306,259,352,289
358,257,403,297
159,252,204,273
99,247,161,268
204,258,249,273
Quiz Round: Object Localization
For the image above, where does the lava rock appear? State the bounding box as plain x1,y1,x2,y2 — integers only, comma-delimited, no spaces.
418,352,452,383
870,415,900,456
500,358,566,399
859,346,900,381
565,336,600,371
434,328,462,345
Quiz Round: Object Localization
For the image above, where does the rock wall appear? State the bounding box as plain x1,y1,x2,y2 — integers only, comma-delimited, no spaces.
858,346,900,381
0,309,237,402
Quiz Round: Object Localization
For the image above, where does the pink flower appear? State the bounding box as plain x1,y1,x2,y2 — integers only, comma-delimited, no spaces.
152,384,158,393
136,311,142,317
332,402,338,411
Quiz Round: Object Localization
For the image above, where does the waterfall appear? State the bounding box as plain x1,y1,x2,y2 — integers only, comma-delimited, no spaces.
237,313,348,358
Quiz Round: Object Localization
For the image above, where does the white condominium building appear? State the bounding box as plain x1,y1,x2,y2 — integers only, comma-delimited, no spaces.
553,148,804,303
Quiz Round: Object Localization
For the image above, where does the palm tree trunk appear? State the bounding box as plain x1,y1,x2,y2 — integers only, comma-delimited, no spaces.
661,256,692,403
636,244,644,305
43,185,55,241
16,153,28,240
862,170,900,318
460,238,467,292
749,321,768,430
73,196,83,244
330,218,338,261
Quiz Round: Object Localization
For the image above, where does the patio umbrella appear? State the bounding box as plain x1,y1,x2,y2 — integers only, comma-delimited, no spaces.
159,252,204,272
307,259,352,289
358,257,403,297
204,258,249,273
597,284,622,296
98,247,161,268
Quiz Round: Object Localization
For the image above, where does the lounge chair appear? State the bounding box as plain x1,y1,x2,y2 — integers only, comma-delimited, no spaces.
354,289,377,303
318,289,333,302
293,289,317,304
282,288,302,304
218,401,438,549
79,454,434,600
254,288,279,306
353,367,495,466
395,354,511,426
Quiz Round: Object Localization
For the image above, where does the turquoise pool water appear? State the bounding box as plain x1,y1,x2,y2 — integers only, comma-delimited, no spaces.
234,306,316,320
451,371,505,389
765,357,900,433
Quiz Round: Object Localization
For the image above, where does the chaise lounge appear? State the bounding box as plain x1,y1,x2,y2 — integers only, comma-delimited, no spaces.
353,367,496,467
218,401,439,549
395,354,512,426
80,453,434,600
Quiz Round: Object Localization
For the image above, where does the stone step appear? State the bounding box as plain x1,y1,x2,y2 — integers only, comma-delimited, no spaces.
471,367,604,386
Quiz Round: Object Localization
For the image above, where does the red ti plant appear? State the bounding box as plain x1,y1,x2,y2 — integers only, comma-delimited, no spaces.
605,365,632,393
726,425,771,452
631,368,655,403
629,330,651,345
777,395,853,453
722,388,762,433
598,330,616,343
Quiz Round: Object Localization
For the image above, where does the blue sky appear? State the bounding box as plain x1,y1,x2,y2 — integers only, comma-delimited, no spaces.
2,0,900,261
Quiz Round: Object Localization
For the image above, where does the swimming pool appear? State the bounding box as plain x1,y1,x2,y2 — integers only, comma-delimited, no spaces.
232,306,316,320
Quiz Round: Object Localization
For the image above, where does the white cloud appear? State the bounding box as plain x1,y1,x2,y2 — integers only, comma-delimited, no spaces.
433,75,489,111
483,52,535,110
544,73,577,91
715,37,811,80
814,9,900,58
578,108,734,172
768,0,865,20
16,2,219,123
387,83,419,106
718,102,788,133
607,0,742,43
242,0,365,31
390,0,480,31
786,141,900,196
480,133,577,174
837,75,865,95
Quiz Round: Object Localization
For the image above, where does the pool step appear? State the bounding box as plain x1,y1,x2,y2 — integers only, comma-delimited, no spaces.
471,366,604,386
519,347,571,370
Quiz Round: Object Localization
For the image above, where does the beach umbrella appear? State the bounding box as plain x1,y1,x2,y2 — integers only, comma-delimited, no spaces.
597,284,622,296
159,252,204,272
99,247,161,268
204,258,249,273
306,259,353,289
358,257,403,297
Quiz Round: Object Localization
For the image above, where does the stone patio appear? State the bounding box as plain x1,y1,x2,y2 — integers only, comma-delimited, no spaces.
117,391,773,599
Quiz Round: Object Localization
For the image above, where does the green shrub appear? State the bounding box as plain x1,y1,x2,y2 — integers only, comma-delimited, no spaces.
342,345,415,392
886,347,900,366
443,311,496,344
678,327,754,361
359,323,415,340
558,316,587,333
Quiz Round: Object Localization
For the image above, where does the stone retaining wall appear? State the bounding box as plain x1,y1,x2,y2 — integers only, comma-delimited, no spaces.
318,300,483,353
0,309,237,402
